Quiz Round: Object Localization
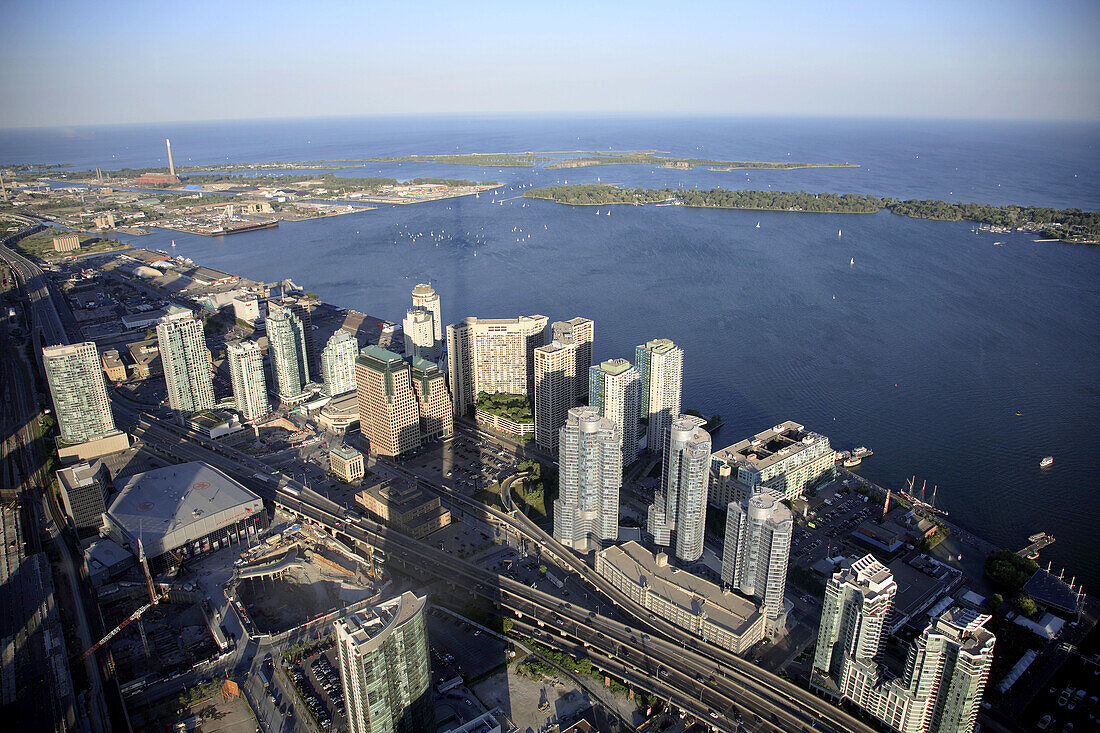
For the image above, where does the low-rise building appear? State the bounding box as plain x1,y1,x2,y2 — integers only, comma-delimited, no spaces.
127,338,162,379
101,349,127,383
710,421,835,503
595,540,765,655
56,461,110,534
355,479,451,539
330,444,365,483
316,390,359,433
474,408,535,439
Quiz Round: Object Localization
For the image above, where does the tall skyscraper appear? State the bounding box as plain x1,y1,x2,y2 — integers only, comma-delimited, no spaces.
814,554,897,678
445,314,549,415
553,407,621,552
552,317,594,401
156,307,215,416
721,490,793,624
408,356,452,442
534,339,576,453
356,346,421,458
402,307,438,362
534,318,594,453
266,308,310,401
812,555,995,733
647,414,711,563
321,330,359,397
589,358,641,465
268,298,315,371
334,592,433,733
42,342,116,444
410,282,442,351
635,338,683,456
226,341,269,423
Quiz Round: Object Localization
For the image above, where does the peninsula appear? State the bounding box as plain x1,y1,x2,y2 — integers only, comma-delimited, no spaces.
523,184,1100,244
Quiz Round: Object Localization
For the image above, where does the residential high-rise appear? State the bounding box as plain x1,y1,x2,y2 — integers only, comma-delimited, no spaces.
534,339,576,453
334,592,433,733
812,555,995,733
410,282,442,351
356,346,421,458
43,342,117,445
321,330,359,397
266,308,310,401
552,317,594,401
445,315,549,415
722,490,793,625
408,356,452,443
635,338,683,456
589,358,641,465
814,554,897,678
226,341,270,423
534,318,594,453
402,308,438,362
156,307,215,416
647,415,711,563
268,297,315,371
553,407,621,553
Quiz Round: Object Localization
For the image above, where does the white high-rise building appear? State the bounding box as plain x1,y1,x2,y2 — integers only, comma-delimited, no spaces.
266,308,310,401
402,307,438,362
812,555,996,733
42,342,116,444
226,341,269,423
635,338,682,456
446,315,549,415
647,414,711,563
334,592,434,733
722,490,793,624
156,306,215,416
321,330,359,397
588,358,641,466
553,407,621,553
410,282,442,349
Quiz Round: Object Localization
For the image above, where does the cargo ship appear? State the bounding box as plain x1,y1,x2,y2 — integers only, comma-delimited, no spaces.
209,220,279,236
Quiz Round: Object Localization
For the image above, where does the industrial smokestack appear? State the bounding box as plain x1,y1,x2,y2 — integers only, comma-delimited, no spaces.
166,138,176,177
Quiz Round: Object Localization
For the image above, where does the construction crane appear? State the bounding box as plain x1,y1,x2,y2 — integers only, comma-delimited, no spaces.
78,536,165,662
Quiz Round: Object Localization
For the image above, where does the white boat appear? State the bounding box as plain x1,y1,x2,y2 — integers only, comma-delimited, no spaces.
170,239,176,247
838,229,842,237
1040,456,1054,468
755,222,760,229
850,257,855,267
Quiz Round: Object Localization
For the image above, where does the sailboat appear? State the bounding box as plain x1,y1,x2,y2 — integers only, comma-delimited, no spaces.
755,222,760,229
838,229,842,237
170,239,176,247
850,257,855,267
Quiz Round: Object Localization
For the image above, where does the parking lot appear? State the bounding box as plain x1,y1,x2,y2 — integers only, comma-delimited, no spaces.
789,481,880,569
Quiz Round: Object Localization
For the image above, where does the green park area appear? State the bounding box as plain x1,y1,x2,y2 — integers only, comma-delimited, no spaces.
12,227,129,261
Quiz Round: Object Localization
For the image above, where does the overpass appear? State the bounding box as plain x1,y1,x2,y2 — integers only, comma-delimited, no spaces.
119,401,870,733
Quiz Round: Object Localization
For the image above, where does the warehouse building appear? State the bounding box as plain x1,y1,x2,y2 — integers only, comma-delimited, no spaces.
104,462,267,573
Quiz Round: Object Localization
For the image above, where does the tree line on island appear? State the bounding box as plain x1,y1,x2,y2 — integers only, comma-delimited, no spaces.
524,185,1098,243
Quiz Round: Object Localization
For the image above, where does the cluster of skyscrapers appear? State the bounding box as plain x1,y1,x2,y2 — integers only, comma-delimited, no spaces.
812,555,996,733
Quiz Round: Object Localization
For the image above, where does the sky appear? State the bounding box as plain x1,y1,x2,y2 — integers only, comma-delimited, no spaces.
1,0,1098,127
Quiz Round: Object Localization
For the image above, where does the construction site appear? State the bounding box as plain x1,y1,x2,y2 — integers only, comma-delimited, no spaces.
229,520,382,635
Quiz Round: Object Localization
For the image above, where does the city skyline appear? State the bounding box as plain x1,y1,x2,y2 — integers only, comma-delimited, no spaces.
1,1,1097,128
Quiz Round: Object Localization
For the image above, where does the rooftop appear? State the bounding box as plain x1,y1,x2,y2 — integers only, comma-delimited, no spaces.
1024,568,1083,614
639,338,677,354
358,344,405,369
107,462,261,549
602,541,762,637
593,358,633,376
330,444,361,462
57,461,107,491
714,421,828,472
334,591,424,655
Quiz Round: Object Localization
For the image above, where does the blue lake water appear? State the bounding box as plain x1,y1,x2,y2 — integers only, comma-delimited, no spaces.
3,116,1098,584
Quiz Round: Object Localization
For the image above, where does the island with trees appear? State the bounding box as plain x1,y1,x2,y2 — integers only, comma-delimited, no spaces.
523,184,1099,243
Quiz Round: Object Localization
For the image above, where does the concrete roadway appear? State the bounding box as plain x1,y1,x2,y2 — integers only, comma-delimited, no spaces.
124,408,867,732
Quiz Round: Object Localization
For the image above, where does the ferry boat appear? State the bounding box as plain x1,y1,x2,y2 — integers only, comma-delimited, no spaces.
842,455,862,467
1040,456,1054,468
851,446,873,460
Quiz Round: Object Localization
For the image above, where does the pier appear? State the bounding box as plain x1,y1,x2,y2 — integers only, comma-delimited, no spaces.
1016,532,1055,559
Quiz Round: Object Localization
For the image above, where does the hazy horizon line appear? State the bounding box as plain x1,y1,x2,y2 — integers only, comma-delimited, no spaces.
3,110,1099,133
